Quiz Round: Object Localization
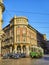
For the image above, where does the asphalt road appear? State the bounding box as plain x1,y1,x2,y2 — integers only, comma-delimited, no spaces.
0,55,49,65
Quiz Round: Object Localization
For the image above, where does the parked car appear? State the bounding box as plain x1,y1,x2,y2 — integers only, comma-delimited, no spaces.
8,53,14,58
3,54,10,59
3,53,26,59
12,54,20,59
3,53,14,59
20,53,26,58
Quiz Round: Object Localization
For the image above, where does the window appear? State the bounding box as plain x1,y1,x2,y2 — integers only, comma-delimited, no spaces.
27,30,30,37
17,35,20,43
27,37,30,43
10,28,14,37
23,37,26,42
17,30,20,35
22,28,26,37
23,30,26,34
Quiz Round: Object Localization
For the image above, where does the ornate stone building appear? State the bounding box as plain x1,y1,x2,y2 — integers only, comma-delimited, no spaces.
1,16,47,56
0,0,48,57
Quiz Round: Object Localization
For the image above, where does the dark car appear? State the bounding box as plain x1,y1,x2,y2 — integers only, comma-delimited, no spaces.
12,53,20,59
3,53,14,59
8,53,14,58
20,53,26,58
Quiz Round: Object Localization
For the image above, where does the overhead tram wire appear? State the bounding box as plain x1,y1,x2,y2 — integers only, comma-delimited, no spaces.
3,0,49,15
31,22,49,23
5,9,49,23
5,9,13,18
6,9,49,15
33,27,49,28
4,9,49,29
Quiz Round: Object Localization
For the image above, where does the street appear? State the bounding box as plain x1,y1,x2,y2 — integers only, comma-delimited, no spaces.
0,55,49,65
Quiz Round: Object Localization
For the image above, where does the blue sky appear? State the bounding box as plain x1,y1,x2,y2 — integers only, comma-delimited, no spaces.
3,0,49,40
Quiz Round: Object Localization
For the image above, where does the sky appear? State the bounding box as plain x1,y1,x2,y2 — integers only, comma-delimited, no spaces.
2,0,49,40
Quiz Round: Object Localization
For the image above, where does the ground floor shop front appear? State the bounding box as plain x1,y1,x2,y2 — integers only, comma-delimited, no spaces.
2,43,33,56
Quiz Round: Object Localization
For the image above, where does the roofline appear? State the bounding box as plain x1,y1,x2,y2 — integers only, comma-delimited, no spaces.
28,24,43,35
3,24,10,30
10,16,28,23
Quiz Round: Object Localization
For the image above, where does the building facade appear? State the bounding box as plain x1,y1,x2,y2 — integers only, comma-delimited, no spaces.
1,16,47,56
0,0,5,57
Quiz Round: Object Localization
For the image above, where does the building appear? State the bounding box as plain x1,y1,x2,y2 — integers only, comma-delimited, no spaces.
0,0,5,57
45,40,49,54
1,16,47,56
0,0,48,57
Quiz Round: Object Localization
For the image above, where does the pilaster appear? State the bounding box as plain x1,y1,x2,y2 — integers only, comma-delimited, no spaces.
21,45,23,53
26,45,30,57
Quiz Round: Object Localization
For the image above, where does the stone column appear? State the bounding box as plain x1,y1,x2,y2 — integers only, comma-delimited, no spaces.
14,45,17,53
10,47,12,53
21,45,23,53
26,45,30,57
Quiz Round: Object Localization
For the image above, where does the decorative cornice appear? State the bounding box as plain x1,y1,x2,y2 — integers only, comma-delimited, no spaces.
10,16,28,23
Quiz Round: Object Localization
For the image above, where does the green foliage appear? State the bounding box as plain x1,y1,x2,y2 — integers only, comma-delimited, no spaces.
30,52,39,58
30,46,44,58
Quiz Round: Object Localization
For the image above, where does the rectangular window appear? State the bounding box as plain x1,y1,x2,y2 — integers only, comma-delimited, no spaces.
17,30,20,35
22,29,26,37
10,28,14,37
27,30,30,37
23,37,26,43
17,35,20,43
27,37,30,43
